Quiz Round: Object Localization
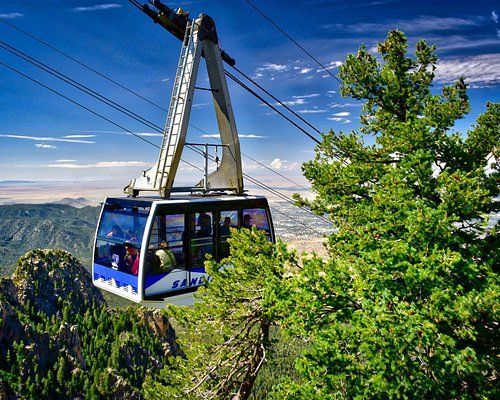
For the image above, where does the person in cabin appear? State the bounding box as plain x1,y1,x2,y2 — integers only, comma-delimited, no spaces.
197,213,212,237
242,214,253,229
155,241,177,274
131,249,141,276
124,241,139,274
220,216,232,237
106,224,124,239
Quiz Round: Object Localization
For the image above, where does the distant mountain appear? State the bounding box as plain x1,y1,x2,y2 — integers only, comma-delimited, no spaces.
0,249,181,399
51,197,93,207
0,204,100,277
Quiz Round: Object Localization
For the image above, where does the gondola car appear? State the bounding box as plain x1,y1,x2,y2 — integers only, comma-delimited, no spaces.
92,195,274,306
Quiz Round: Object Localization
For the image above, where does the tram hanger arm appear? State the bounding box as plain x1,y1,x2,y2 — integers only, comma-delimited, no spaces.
132,0,236,67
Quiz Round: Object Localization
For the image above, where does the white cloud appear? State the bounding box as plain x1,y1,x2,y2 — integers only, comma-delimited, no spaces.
72,4,122,12
136,132,163,137
0,12,24,19
200,133,267,139
293,93,321,99
435,54,500,86
63,134,96,138
492,10,498,24
322,15,481,34
332,111,351,117
193,102,210,108
318,61,342,72
327,117,351,123
55,159,77,162
269,158,301,171
300,67,313,74
330,102,360,108
46,161,151,169
274,98,306,107
240,134,268,139
71,130,162,137
0,134,95,144
35,144,57,149
270,158,282,169
256,63,288,72
297,109,327,114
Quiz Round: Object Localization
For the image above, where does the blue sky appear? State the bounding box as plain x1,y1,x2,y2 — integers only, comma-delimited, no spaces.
0,0,499,195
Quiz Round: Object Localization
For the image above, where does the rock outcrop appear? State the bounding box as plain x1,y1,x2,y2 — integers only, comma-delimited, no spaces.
0,249,180,399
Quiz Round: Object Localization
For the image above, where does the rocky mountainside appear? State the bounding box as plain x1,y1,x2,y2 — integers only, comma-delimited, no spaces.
0,204,100,276
0,249,181,399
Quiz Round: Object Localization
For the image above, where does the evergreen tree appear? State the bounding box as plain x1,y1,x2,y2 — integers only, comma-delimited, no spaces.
280,30,499,399
145,228,294,400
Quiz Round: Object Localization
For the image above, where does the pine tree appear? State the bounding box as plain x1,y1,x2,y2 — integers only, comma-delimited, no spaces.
280,30,499,399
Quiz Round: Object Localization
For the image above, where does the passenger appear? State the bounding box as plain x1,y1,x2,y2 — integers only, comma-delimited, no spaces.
197,213,212,237
124,242,139,274
242,214,252,229
131,249,140,276
220,216,232,237
106,224,124,239
155,241,177,274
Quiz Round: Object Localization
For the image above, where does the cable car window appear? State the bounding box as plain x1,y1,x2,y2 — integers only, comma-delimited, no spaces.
146,214,185,275
144,214,188,297
93,204,149,296
190,212,214,267
242,208,271,239
220,210,239,258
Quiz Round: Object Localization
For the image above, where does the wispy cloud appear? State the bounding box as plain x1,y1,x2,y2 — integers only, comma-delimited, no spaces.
256,63,288,72
299,67,313,74
322,15,481,34
193,102,210,108
0,134,95,144
71,130,162,137
35,144,57,149
0,12,24,19
72,4,122,12
55,159,77,163
331,111,351,117
293,93,321,99
492,10,498,24
46,161,150,169
200,134,267,139
63,134,96,138
270,158,301,171
435,54,500,86
297,108,327,114
253,62,288,79
328,117,351,123
274,98,307,107
317,61,342,72
330,102,360,108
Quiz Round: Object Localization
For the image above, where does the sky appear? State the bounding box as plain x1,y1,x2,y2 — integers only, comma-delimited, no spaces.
0,0,499,202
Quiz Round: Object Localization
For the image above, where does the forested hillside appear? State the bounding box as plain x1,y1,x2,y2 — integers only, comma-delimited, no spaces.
0,249,181,399
0,204,99,276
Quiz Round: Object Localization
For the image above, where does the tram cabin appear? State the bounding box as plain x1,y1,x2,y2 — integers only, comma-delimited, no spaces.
92,195,274,305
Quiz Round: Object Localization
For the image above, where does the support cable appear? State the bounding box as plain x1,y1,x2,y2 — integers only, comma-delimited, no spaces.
0,60,203,173
231,65,322,135
1,40,319,201
0,17,167,113
242,0,342,84
0,20,314,193
225,71,321,144
0,58,331,231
